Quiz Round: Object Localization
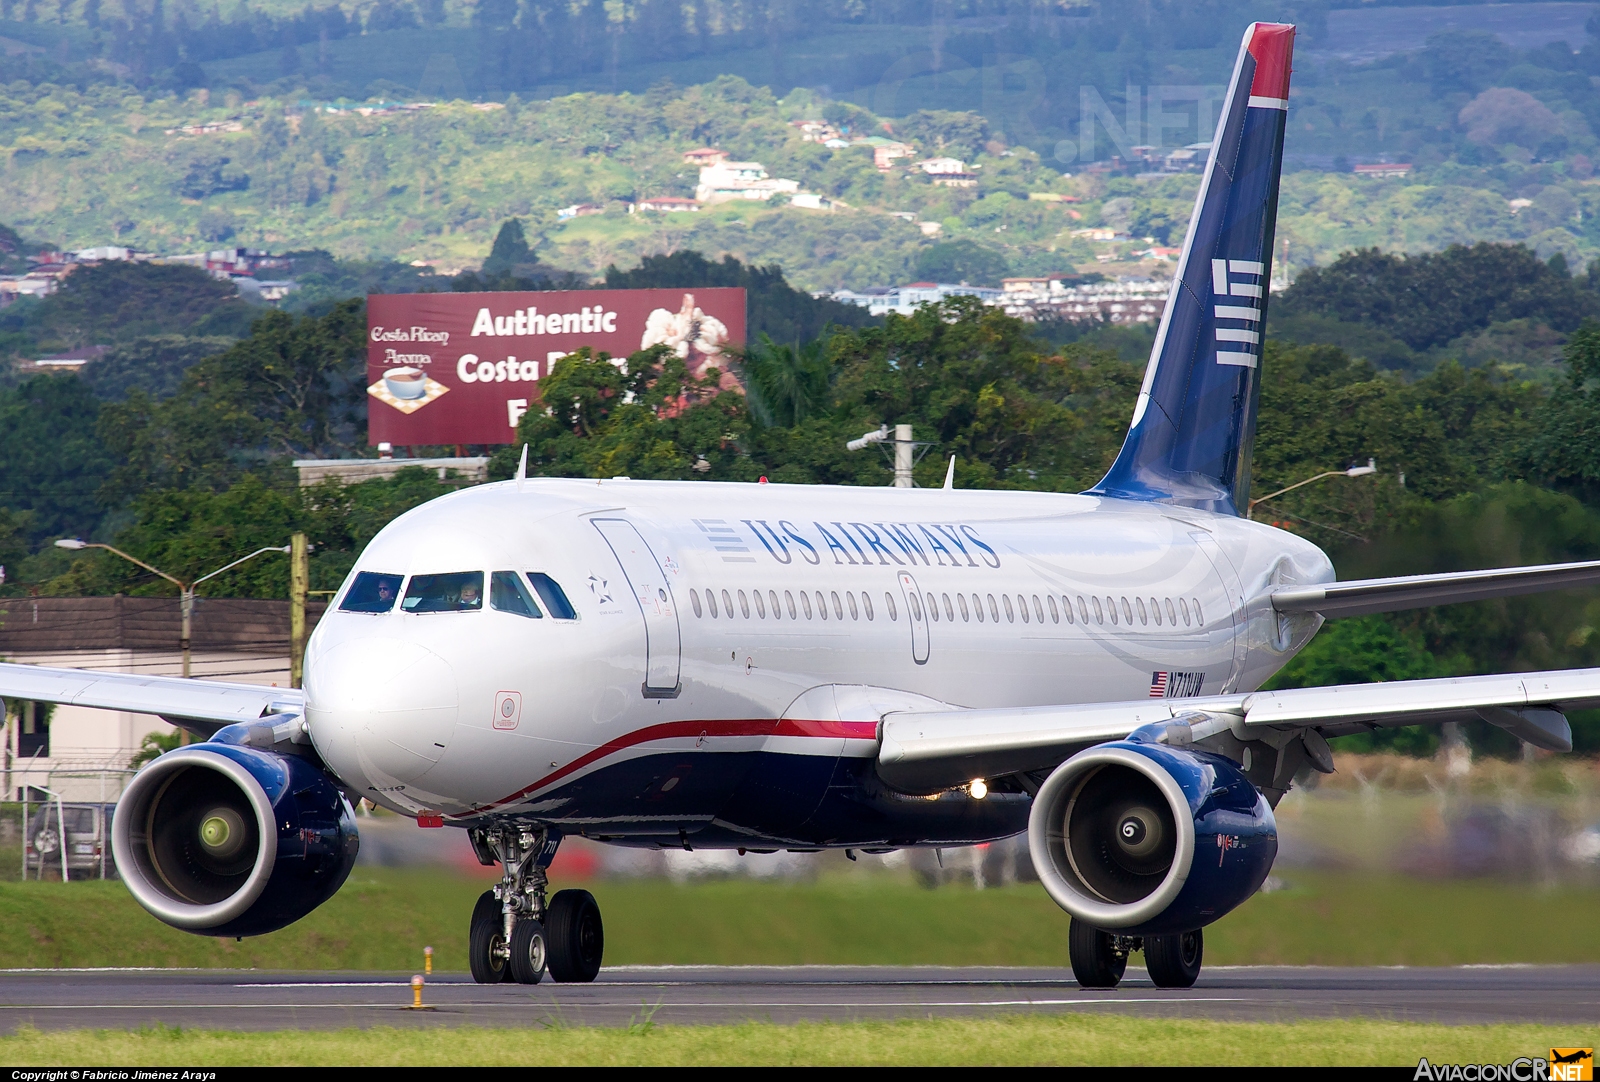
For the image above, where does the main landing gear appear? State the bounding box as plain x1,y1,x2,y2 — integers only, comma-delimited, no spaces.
1068,918,1203,989
467,826,605,985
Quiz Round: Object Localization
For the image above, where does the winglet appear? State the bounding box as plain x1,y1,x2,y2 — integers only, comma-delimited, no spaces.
515,443,528,492
943,455,956,490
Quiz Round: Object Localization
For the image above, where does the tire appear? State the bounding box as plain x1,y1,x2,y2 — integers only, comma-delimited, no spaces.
546,889,604,983
1068,917,1126,989
468,889,510,985
1144,929,1203,988
508,919,548,985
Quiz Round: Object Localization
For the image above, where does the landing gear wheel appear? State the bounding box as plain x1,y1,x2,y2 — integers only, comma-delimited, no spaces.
508,919,548,985
1068,917,1126,989
469,889,510,985
1144,929,1203,988
546,889,604,983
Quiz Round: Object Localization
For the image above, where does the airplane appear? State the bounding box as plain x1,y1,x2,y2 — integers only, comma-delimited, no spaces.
6,20,1600,992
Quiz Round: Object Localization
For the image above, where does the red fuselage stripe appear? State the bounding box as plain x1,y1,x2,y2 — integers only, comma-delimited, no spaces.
464,717,880,815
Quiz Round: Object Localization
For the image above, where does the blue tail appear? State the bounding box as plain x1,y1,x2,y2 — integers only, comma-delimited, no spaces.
1085,22,1295,516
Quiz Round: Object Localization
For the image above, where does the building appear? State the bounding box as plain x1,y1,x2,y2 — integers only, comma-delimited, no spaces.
1353,163,1412,178
1071,227,1133,242
293,456,490,487
682,147,729,167
1000,277,1171,324
201,248,292,279
827,281,1005,318
790,192,847,211
789,120,842,143
0,597,325,801
14,345,108,375
695,161,801,204
557,203,604,220
635,196,700,213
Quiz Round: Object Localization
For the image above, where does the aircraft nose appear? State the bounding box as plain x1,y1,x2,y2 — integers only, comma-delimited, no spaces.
305,637,459,788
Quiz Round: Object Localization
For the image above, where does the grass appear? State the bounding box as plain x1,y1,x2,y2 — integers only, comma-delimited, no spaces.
0,868,1598,970
0,1017,1589,1066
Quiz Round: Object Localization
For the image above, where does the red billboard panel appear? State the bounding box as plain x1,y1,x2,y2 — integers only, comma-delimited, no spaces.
366,288,747,446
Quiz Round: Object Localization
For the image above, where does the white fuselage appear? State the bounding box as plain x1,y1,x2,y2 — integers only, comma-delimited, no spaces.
303,478,1332,846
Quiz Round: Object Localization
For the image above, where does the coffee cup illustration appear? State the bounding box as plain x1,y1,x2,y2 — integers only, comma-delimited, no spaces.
384,366,427,399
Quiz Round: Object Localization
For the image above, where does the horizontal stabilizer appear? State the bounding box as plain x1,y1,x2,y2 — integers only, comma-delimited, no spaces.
0,662,301,735
1269,559,1600,618
877,668,1600,791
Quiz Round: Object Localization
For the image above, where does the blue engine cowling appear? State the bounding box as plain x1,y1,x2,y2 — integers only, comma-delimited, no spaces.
111,741,359,937
1027,730,1276,935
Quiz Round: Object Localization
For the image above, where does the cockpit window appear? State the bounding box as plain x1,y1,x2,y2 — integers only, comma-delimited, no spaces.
526,572,578,620
339,572,404,614
491,571,543,618
402,571,484,613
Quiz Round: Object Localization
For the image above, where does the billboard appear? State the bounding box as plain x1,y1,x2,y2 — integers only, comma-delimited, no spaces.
366,288,747,446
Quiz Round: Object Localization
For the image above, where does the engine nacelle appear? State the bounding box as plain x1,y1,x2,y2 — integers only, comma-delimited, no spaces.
1027,735,1276,934
112,743,359,937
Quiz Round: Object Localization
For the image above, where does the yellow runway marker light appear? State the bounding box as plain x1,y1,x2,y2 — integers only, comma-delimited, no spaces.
424,946,433,975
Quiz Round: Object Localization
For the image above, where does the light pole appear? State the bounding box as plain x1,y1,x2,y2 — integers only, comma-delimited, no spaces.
54,540,291,678
1247,459,1378,521
847,423,921,488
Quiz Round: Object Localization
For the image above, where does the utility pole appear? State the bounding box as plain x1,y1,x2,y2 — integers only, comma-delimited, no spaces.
893,424,914,489
289,532,309,689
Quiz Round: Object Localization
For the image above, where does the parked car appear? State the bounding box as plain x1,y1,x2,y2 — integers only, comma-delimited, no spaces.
25,802,117,880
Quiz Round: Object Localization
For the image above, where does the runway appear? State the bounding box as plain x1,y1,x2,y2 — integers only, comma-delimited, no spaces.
0,965,1594,1031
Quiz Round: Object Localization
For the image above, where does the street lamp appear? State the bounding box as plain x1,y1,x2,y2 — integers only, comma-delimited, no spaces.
1247,459,1378,521
54,539,290,678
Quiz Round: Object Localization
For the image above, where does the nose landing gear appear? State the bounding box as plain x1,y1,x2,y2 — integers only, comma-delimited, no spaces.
467,826,604,985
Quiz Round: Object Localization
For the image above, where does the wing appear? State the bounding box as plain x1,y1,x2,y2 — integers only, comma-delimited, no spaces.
0,661,302,736
877,668,1600,792
1270,559,1600,618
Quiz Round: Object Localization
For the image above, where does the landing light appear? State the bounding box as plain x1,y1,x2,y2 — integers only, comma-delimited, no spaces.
969,779,988,800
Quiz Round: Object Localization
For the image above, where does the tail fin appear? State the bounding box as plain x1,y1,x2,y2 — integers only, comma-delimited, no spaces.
1085,22,1295,516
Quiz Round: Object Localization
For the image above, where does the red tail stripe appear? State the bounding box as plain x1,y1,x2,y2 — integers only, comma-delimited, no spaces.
1247,22,1295,100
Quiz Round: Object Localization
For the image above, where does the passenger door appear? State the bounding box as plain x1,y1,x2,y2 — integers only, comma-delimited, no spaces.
592,519,682,698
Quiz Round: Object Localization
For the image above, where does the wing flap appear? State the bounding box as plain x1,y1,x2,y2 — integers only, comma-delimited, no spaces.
1270,560,1600,618
0,662,301,731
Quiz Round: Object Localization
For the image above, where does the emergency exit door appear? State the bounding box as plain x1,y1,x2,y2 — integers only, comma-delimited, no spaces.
593,519,682,697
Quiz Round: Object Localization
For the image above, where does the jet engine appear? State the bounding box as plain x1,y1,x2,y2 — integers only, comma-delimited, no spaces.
112,741,359,937
1027,734,1276,934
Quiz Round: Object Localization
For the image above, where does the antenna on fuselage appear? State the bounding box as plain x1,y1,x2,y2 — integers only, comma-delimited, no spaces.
943,455,956,490
515,443,528,492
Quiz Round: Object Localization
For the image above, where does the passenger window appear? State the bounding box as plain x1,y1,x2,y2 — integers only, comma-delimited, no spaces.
1078,596,1090,623
785,590,797,619
691,590,703,618
722,589,735,618
769,590,781,619
1120,597,1133,624
908,592,924,621
862,591,874,620
847,592,859,620
491,571,544,618
1179,597,1190,626
1003,594,1014,623
1092,596,1104,624
738,589,750,618
340,572,404,614
832,591,844,620
1136,597,1148,625
972,593,984,623
402,571,484,613
959,593,970,622
526,573,578,619
885,592,898,621
987,594,999,622
943,593,955,621
816,590,828,620
1166,598,1178,625
926,592,938,621
801,591,813,619
1016,594,1028,623
1150,597,1162,626
706,589,719,618
1048,595,1059,624
754,590,767,619
1192,598,1204,626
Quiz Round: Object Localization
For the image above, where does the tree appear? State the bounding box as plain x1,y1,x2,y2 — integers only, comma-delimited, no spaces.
1459,88,1564,152
481,218,533,277
0,374,116,547
36,262,254,348
913,240,1010,287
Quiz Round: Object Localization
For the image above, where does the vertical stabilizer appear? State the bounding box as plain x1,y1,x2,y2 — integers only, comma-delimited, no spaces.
1085,22,1294,516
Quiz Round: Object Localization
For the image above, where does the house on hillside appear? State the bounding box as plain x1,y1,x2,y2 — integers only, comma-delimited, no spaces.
829,281,1004,317
1353,162,1412,178
557,203,604,220
696,161,801,203
683,147,729,166
635,196,700,213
